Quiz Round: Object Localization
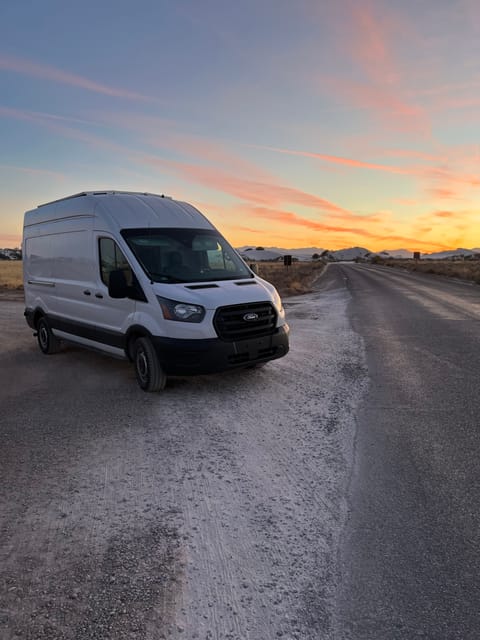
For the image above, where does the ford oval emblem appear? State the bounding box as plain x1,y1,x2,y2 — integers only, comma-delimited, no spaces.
243,312,259,322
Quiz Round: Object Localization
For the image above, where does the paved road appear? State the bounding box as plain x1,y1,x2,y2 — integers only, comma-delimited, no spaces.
332,264,480,639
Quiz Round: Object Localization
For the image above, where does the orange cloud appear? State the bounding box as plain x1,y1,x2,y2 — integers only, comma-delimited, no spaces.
137,152,351,215
249,206,374,235
346,1,397,85
247,143,480,207
243,206,451,251
248,143,411,175
433,211,455,218
0,54,158,102
429,187,461,200
425,167,480,187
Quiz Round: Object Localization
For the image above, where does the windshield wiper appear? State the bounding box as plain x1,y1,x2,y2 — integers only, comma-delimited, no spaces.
148,272,187,283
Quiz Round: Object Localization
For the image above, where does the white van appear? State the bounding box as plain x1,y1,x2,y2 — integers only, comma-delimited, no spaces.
23,191,289,390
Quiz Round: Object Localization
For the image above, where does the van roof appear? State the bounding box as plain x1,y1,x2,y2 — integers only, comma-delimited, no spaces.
27,191,215,231
37,190,172,208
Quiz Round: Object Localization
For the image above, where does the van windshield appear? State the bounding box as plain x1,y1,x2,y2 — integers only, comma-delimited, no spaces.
121,228,253,283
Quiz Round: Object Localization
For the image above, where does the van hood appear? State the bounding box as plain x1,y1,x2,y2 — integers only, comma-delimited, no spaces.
151,277,277,309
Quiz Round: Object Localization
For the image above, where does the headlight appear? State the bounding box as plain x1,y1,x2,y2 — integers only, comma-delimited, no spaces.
272,288,283,312
156,296,205,323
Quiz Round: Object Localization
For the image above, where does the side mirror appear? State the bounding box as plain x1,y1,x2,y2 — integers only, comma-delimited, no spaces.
108,269,128,298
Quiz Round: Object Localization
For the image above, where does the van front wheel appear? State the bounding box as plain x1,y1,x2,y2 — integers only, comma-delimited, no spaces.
133,337,166,392
37,317,61,354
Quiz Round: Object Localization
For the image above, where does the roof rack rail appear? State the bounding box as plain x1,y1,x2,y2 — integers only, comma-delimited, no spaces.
37,190,172,208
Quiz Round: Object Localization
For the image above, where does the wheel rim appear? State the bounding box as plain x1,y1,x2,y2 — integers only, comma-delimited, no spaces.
136,347,149,384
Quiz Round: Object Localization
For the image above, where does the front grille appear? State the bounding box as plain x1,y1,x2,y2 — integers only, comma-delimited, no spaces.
213,302,277,341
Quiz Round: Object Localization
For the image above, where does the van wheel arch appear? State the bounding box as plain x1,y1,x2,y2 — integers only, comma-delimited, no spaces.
126,326,151,361
33,308,45,329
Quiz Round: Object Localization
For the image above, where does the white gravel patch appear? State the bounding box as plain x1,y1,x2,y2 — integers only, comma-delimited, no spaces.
0,282,368,640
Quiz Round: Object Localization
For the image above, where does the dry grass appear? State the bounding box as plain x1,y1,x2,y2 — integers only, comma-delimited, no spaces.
382,259,480,284
0,260,23,289
5,257,478,293
0,259,327,296
250,260,326,296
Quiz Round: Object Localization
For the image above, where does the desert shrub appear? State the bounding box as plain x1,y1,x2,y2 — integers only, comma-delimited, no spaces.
382,259,480,284
254,260,326,296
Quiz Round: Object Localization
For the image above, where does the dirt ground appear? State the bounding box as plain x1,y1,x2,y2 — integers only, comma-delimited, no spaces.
0,276,367,639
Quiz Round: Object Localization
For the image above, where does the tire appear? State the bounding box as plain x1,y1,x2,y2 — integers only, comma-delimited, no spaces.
37,317,61,354
133,337,166,392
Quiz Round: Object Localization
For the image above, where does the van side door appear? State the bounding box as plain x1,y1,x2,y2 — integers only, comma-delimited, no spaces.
85,236,138,347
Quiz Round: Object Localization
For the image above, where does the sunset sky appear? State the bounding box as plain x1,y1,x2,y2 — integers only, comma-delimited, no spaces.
1,0,480,252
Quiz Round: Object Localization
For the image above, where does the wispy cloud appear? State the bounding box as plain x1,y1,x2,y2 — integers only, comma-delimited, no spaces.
325,79,429,136
0,54,159,102
245,205,450,251
0,105,354,218
249,141,480,205
0,164,65,180
93,112,280,184
0,106,126,154
137,152,351,215
320,1,429,136
248,143,412,175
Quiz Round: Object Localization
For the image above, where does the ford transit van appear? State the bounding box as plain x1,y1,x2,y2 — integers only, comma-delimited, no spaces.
23,191,289,391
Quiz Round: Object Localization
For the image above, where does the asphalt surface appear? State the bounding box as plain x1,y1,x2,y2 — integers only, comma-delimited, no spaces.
332,263,480,639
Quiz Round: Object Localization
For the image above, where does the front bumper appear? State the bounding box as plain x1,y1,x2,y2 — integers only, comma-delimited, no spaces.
152,325,289,375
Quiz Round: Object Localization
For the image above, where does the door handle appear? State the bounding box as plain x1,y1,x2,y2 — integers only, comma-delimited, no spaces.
83,290,91,296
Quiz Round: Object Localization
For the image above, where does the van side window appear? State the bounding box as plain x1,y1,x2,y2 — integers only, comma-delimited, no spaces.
99,238,133,287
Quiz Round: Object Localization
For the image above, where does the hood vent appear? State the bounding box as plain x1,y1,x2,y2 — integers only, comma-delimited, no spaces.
234,280,258,286
185,284,219,290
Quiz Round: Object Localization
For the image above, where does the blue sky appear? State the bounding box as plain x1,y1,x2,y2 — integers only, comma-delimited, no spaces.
1,0,480,251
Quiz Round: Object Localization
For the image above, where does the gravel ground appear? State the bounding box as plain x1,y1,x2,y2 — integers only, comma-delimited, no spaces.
0,275,367,640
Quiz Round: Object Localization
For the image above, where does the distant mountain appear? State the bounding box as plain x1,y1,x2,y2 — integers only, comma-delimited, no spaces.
237,245,480,262
238,248,283,261
237,246,324,261
380,248,413,259
331,246,371,261
421,248,480,259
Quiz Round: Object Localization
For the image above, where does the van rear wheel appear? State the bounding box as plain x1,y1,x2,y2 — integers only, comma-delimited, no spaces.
133,337,166,392
37,317,61,354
